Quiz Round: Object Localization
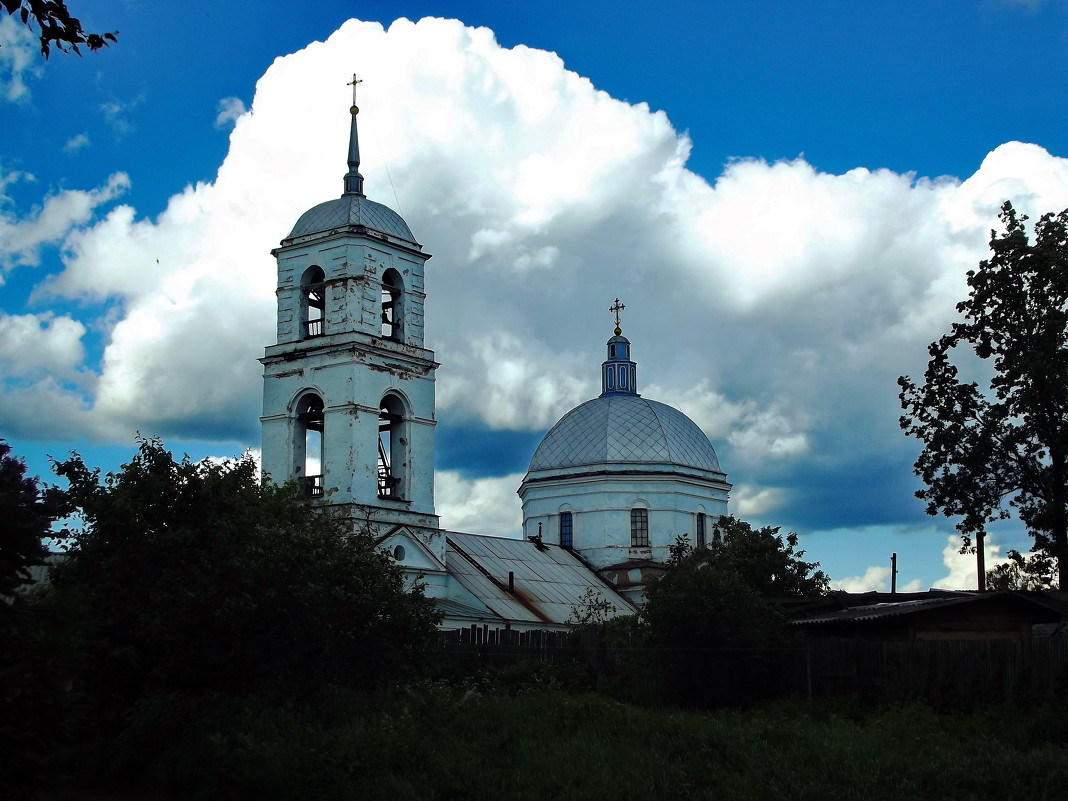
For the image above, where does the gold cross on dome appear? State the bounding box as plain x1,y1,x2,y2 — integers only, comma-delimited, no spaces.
347,74,363,105
609,298,626,331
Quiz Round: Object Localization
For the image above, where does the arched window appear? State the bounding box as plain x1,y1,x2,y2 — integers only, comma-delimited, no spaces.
301,266,325,339
380,269,403,341
696,512,706,549
630,507,649,547
294,392,324,497
378,394,408,499
559,511,573,550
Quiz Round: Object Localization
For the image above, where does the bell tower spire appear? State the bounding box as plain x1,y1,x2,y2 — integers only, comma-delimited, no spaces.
343,74,365,196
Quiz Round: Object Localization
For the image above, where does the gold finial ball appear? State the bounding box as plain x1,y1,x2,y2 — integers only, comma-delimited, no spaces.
614,326,622,336
350,104,360,115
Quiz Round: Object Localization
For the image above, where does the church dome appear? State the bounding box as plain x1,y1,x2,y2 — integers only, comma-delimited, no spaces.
528,393,722,474
287,194,416,243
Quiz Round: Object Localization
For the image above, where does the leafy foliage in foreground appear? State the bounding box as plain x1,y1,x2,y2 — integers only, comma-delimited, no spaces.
0,441,63,800
628,517,828,707
50,688,1068,801
1,0,117,57
705,515,830,598
49,438,441,708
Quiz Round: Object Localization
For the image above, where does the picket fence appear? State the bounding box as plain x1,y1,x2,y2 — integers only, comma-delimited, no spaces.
438,626,1068,708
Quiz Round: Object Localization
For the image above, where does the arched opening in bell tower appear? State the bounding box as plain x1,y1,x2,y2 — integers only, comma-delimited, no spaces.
378,393,408,499
294,392,324,497
301,266,326,339
380,268,404,341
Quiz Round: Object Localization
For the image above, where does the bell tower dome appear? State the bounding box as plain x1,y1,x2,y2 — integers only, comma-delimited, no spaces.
260,80,438,535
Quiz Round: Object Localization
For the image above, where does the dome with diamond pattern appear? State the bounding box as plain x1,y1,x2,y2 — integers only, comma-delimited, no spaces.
287,194,416,243
527,394,722,475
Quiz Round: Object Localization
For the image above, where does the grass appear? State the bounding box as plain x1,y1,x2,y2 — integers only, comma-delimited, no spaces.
44,679,1068,801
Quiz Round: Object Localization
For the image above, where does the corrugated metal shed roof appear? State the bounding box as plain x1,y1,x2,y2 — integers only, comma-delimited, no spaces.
445,531,637,626
793,591,1066,627
795,597,966,626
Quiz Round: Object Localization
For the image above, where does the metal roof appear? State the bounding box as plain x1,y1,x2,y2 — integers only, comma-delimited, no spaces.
795,597,969,626
792,591,1067,627
527,394,722,473
287,194,417,244
445,531,637,626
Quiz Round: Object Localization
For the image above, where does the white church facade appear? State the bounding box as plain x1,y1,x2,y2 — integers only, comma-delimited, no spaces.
260,93,730,629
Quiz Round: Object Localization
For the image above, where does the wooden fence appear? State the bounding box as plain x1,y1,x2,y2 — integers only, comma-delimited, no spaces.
807,636,1068,708
439,626,579,664
438,626,1068,708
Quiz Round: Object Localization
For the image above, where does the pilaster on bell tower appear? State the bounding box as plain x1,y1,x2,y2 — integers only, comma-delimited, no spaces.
260,77,439,535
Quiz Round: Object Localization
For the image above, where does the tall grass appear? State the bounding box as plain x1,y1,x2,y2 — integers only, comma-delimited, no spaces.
47,682,1068,801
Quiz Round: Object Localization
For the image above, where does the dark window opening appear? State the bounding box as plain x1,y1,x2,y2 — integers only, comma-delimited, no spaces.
381,270,403,341
302,266,326,339
378,397,405,499
630,508,649,547
560,511,573,549
696,513,706,548
297,393,324,496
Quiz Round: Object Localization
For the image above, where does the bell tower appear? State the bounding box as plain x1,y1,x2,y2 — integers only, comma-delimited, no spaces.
260,81,438,534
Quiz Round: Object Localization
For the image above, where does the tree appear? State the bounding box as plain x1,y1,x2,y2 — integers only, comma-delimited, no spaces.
2,0,116,57
641,547,788,707
636,518,827,707
0,441,62,801
899,202,1068,589
48,438,441,708
0,439,52,606
705,515,830,597
986,549,1057,591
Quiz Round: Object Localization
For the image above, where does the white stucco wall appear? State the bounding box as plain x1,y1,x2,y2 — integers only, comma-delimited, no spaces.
520,471,729,568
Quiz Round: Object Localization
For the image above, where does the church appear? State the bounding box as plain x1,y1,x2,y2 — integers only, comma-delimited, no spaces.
259,93,732,631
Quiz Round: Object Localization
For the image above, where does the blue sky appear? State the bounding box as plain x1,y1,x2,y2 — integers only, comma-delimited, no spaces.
4,0,1068,590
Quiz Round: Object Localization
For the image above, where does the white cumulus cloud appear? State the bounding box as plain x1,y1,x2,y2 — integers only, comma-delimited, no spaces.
214,96,247,129
1,15,1068,519
436,470,524,536
833,565,924,593
0,170,129,276
63,133,90,153
0,14,40,102
932,534,1004,590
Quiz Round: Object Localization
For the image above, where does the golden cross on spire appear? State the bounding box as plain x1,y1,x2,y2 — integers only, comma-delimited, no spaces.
609,298,626,334
347,74,363,106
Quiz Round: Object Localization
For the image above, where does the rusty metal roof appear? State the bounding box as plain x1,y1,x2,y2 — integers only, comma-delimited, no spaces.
445,531,637,626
